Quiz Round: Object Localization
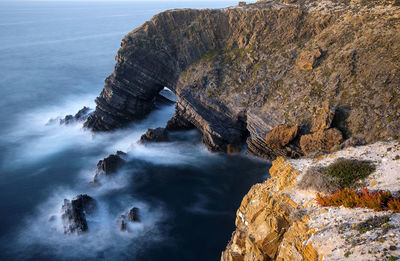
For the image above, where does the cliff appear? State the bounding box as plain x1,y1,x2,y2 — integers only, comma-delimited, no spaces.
85,0,400,159
222,141,400,260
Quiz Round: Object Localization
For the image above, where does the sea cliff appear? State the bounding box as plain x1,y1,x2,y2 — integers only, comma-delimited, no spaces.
85,0,400,159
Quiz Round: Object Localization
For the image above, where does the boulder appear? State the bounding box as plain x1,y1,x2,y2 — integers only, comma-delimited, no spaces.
311,104,335,133
93,151,126,183
61,194,97,234
300,128,343,154
297,48,322,71
265,124,299,148
139,127,169,143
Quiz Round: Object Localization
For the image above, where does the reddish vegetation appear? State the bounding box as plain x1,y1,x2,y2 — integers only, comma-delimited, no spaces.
316,188,400,212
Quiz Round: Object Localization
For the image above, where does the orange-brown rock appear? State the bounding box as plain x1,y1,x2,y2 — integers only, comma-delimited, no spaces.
276,219,319,261
311,105,335,133
300,128,343,154
297,48,322,71
265,124,299,148
221,158,319,261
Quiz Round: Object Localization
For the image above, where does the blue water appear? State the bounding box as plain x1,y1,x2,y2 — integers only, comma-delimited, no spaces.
0,1,268,260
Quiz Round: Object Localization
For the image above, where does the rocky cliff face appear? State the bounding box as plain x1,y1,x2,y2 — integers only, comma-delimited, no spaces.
222,142,400,260
85,0,400,158
221,157,319,261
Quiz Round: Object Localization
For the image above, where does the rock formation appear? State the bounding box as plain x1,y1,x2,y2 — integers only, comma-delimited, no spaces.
84,0,400,159
221,157,319,261
222,141,400,260
139,127,169,143
60,106,92,125
93,151,126,183
119,207,140,232
61,194,97,234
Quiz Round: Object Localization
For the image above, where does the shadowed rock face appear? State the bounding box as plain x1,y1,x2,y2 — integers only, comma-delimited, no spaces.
61,194,97,234
85,0,400,158
93,151,126,183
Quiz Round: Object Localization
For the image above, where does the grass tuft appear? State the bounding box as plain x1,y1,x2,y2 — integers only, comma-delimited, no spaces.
322,159,375,189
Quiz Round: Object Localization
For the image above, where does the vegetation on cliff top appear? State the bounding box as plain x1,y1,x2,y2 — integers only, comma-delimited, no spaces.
316,188,400,213
299,159,375,193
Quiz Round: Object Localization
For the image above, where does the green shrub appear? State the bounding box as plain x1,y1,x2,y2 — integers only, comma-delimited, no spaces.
323,159,375,189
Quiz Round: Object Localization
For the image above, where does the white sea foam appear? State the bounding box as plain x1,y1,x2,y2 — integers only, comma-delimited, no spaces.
13,187,166,260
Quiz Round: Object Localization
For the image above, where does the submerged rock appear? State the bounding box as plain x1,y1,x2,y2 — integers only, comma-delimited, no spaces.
93,151,126,183
60,106,92,125
61,194,97,234
139,128,169,143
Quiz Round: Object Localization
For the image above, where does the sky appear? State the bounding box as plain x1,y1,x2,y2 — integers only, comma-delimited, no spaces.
5,0,258,2
7,0,258,2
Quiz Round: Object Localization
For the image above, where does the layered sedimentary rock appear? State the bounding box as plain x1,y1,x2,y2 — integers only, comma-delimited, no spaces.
139,127,169,143
85,0,400,158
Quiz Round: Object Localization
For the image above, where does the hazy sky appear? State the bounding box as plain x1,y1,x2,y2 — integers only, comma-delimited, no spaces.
12,0,258,2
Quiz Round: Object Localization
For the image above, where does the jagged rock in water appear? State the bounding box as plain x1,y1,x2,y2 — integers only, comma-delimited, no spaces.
93,151,126,183
120,215,128,232
300,128,343,154
119,207,140,232
61,194,97,234
128,207,140,222
139,127,169,143
84,0,400,159
60,106,92,125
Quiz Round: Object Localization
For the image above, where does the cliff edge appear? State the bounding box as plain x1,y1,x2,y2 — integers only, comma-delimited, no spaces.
222,141,400,260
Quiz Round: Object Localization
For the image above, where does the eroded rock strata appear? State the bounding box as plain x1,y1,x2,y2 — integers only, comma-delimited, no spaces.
85,0,400,158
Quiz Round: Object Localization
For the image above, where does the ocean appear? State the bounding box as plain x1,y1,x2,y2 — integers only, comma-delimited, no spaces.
0,1,269,260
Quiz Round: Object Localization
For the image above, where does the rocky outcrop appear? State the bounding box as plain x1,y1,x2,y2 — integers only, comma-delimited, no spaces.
223,142,400,260
139,127,169,143
265,124,299,148
221,157,319,261
119,207,140,232
60,106,92,125
85,0,400,158
300,128,343,154
93,151,126,183
61,194,97,234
